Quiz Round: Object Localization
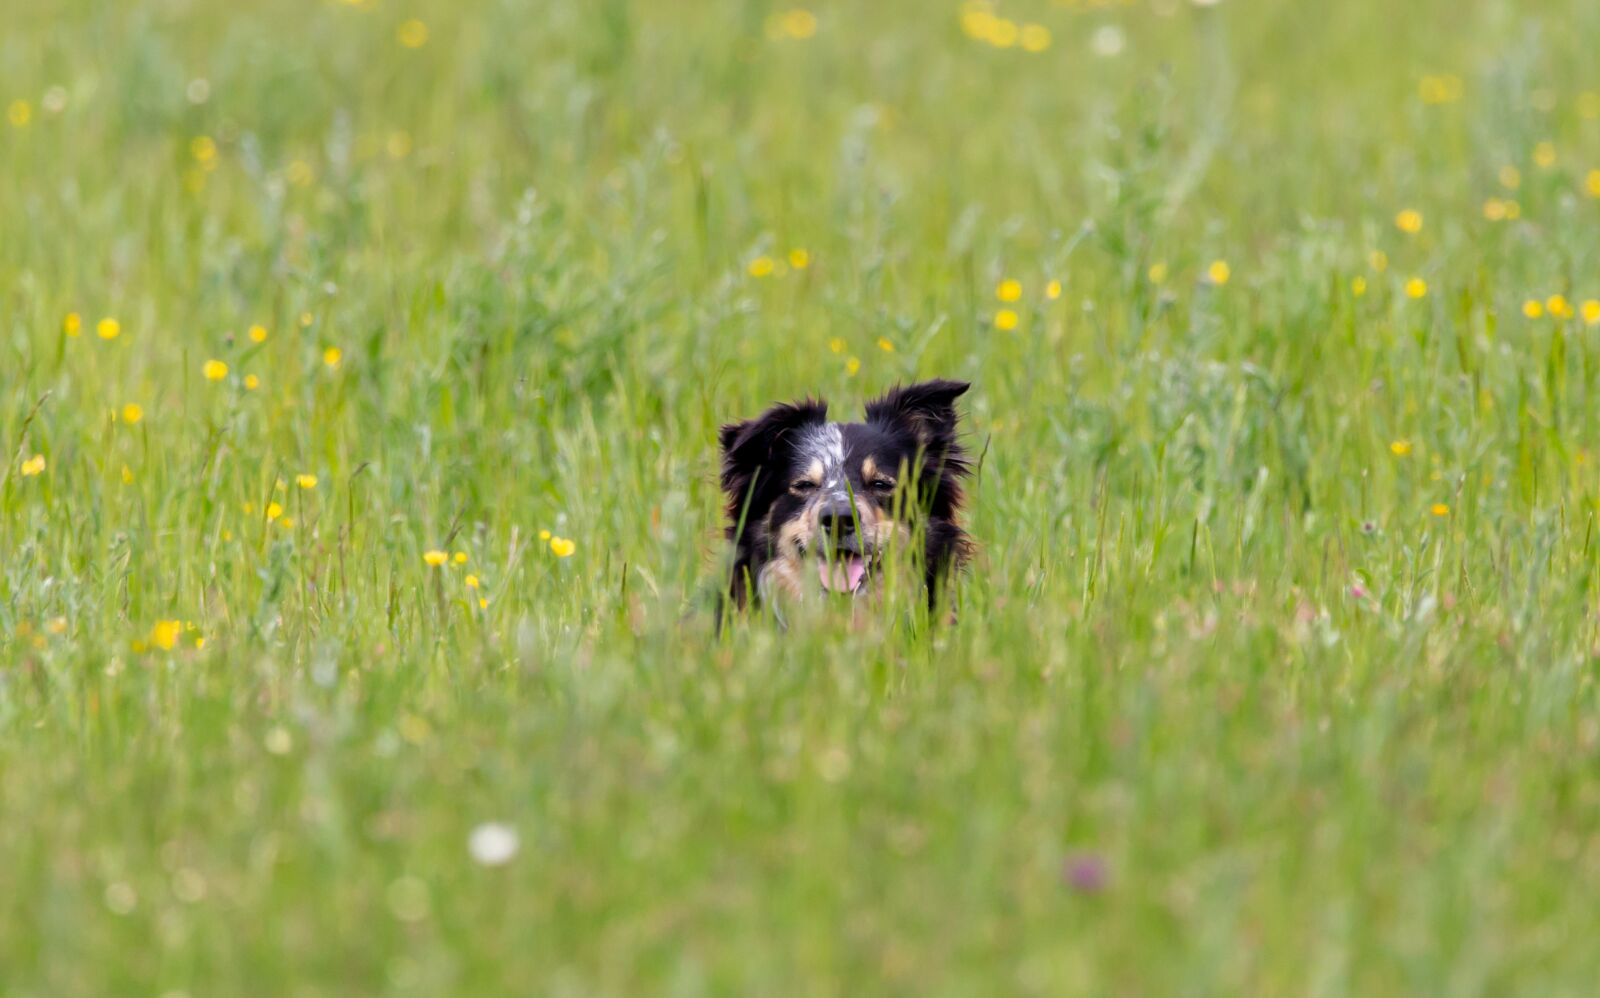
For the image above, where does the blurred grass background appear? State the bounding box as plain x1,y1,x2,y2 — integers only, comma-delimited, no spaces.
5,0,1600,992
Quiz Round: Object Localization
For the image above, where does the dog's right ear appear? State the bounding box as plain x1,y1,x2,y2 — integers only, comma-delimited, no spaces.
719,398,828,519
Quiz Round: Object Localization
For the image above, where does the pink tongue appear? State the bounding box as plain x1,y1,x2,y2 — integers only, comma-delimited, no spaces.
818,555,868,593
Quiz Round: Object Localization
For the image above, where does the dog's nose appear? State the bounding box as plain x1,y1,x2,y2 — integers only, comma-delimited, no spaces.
818,502,855,540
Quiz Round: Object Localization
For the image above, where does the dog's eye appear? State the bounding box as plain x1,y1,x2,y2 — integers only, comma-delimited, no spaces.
869,478,896,492
791,480,818,493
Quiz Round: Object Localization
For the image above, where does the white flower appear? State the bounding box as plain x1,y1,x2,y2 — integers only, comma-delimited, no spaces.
468,822,520,866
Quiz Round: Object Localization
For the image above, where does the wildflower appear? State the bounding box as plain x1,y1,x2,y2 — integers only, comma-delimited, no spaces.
1547,295,1573,319
1206,260,1230,285
190,135,217,164
122,465,134,484
244,374,260,390
1482,198,1507,221
97,317,121,340
1522,299,1544,319
994,308,1019,331
121,403,144,425
1390,439,1411,456
1368,250,1388,272
996,278,1022,302
299,311,314,327
1351,276,1367,296
538,529,551,541
1349,584,1367,599
150,620,182,651
1498,165,1521,190
453,551,468,564
779,9,817,39
1404,277,1427,299
20,454,45,476
1046,279,1062,300
988,18,1018,47
64,312,82,337
478,597,488,609
1586,170,1600,199
202,359,228,381
248,324,268,343
1061,853,1108,894
7,99,30,127
747,256,775,278
827,337,845,354
876,337,894,353
423,550,448,567
465,574,480,589
1019,23,1051,53
1582,300,1600,325
1430,503,1450,517
549,537,576,558
322,346,342,368
1533,141,1556,169
467,822,520,866
46,617,67,635
845,356,861,376
1147,261,1168,284
788,248,810,269
296,474,317,489
1504,201,1522,219
266,501,283,522
1394,208,1423,234
397,18,429,47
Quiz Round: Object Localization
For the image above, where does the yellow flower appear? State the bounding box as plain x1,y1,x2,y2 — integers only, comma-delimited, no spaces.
323,346,342,368
1504,201,1522,220
46,617,67,636
780,9,817,39
1019,23,1051,53
988,17,1018,47
1394,208,1423,234
248,324,268,343
1147,261,1168,284
1351,276,1367,296
996,278,1022,302
121,403,144,425
1582,300,1600,325
747,255,775,278
1481,198,1507,221
20,454,45,477
1429,503,1450,517
190,135,217,164
266,501,283,522
1547,294,1573,319
121,464,134,485
203,359,228,381
64,312,82,337
465,574,480,589
845,356,861,376
1586,170,1600,199
876,337,894,353
1522,299,1544,319
1533,141,1556,169
386,131,412,158
299,311,314,327
296,474,317,489
538,529,552,541
1390,439,1412,456
788,248,810,269
423,550,448,567
549,537,576,558
994,308,1019,331
1207,260,1231,285
1404,277,1427,299
827,337,845,354
244,374,260,390
6,98,31,127
397,18,429,48
97,317,121,340
1498,164,1521,190
478,597,488,609
453,551,468,564
1368,250,1388,273
150,620,182,651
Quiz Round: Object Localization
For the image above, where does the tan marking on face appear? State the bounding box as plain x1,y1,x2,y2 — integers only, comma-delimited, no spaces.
791,459,823,491
861,456,879,483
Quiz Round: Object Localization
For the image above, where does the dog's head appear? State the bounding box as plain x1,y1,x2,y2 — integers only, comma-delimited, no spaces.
721,379,971,604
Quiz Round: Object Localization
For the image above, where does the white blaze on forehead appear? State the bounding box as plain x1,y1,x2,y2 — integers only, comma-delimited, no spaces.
798,423,849,501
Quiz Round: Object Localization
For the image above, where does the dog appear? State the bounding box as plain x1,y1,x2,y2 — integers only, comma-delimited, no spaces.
719,379,974,616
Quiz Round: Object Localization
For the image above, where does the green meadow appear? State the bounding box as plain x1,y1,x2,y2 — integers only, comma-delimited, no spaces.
6,0,1600,992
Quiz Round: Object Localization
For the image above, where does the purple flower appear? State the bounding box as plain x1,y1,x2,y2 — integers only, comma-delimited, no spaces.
1061,852,1108,894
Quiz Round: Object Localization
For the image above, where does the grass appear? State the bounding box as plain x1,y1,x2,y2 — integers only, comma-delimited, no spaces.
5,0,1600,992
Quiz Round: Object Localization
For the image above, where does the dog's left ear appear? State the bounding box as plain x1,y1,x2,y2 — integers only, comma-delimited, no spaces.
865,379,970,453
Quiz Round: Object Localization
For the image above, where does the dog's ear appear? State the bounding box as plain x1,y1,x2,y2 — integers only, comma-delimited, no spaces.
865,379,970,452
720,397,828,517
